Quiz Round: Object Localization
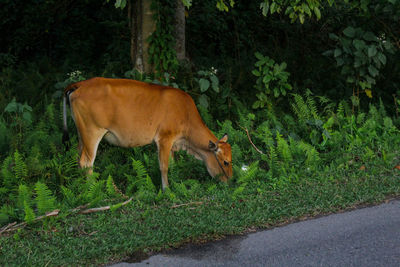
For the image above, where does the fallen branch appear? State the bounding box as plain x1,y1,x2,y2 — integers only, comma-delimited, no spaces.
0,197,134,235
171,201,203,209
237,124,265,155
0,222,16,235
69,204,90,213
0,210,60,235
79,197,133,214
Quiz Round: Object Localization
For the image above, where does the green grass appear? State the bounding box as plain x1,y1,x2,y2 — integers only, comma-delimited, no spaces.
1,167,399,266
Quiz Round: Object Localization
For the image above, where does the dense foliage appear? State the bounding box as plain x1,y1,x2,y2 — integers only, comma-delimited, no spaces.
1,0,399,238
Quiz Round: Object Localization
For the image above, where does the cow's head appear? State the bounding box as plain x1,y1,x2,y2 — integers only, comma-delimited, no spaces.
206,134,233,182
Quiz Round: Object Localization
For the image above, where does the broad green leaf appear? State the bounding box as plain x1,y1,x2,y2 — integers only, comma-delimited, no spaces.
322,50,333,56
368,65,379,77
367,46,377,57
328,33,339,41
255,60,265,67
260,2,270,16
346,76,355,83
353,39,366,50
198,78,210,92
299,14,305,24
365,75,375,84
270,2,277,14
254,52,264,60
354,58,362,68
198,94,208,109
334,49,342,57
363,31,377,42
263,75,273,84
4,100,18,113
252,69,261,77
343,26,355,38
378,53,387,65
197,70,207,76
252,101,260,109
336,57,344,66
273,88,279,97
365,89,372,98
210,75,219,93
314,7,321,20
182,0,192,8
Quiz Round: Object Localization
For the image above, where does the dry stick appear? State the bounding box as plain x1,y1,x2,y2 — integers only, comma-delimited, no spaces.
79,197,133,214
1,210,60,234
1,197,134,235
237,124,265,155
0,222,16,234
171,201,203,209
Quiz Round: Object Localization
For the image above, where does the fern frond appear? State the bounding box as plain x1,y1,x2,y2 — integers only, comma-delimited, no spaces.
268,146,278,171
131,158,148,180
237,161,259,184
24,200,35,224
106,175,117,197
305,90,319,119
14,150,28,181
34,182,56,214
276,134,292,163
60,185,77,207
17,184,32,209
292,94,310,121
298,141,320,168
1,204,16,222
173,182,189,198
85,174,106,205
1,155,14,187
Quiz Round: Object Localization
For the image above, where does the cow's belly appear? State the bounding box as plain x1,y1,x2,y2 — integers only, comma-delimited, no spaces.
103,129,154,148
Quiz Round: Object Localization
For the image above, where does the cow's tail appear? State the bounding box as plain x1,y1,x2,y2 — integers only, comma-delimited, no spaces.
62,83,78,150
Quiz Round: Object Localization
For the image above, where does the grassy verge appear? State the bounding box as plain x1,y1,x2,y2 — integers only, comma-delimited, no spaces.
1,167,399,266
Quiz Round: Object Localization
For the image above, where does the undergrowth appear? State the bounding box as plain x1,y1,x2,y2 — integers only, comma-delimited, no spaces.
1,88,399,229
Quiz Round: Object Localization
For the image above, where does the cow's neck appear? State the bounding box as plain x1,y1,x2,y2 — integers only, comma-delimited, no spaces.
186,122,218,160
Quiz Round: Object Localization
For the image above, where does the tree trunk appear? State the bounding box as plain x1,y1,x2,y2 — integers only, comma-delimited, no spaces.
174,0,186,62
128,0,155,73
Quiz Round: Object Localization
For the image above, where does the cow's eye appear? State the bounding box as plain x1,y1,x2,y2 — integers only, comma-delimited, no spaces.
224,161,229,166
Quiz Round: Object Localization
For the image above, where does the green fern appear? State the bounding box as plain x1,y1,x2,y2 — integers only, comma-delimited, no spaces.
131,158,148,180
60,185,77,207
14,150,28,181
305,89,319,119
34,182,56,214
17,184,32,209
1,155,14,188
24,200,35,224
237,161,259,185
85,173,106,205
292,93,310,121
268,146,278,171
276,134,292,163
106,175,118,197
1,204,16,225
128,158,155,193
297,141,320,168
173,182,189,198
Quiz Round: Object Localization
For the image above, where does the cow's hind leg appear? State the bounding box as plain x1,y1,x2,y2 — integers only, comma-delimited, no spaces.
77,126,107,174
156,138,174,191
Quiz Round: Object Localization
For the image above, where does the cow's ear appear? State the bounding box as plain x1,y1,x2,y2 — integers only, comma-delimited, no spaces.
219,133,228,143
209,140,217,151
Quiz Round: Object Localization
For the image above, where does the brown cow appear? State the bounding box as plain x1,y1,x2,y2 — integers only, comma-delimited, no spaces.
62,77,232,189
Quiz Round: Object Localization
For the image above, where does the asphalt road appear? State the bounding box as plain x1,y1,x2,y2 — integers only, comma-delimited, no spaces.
112,199,400,267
